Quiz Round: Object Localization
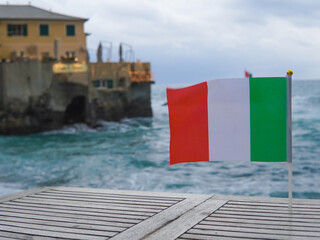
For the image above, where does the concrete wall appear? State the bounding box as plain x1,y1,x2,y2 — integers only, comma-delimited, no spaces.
0,64,4,110
90,62,131,89
49,79,89,112
0,61,52,111
0,20,87,62
126,82,152,118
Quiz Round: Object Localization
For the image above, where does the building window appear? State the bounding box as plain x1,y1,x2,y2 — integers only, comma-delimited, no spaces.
39,24,49,36
92,79,114,89
107,79,114,89
118,77,126,87
93,80,100,88
65,51,76,58
7,24,28,36
66,25,75,36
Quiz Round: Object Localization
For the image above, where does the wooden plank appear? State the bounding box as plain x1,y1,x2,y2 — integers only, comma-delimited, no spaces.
0,231,60,240
111,194,212,240
46,187,185,201
221,207,320,215
12,198,163,212
213,195,320,205
0,187,48,203
45,188,184,199
0,205,146,222
0,206,142,224
215,209,320,219
47,188,185,201
224,204,320,213
0,225,108,240
212,196,320,213
145,198,227,240
193,223,320,237
179,232,297,240
0,221,117,237
184,228,318,240
177,236,250,240
203,216,320,228
207,214,320,223
0,209,134,228
3,201,154,217
226,201,320,209
199,220,320,233
53,186,205,199
27,194,175,207
22,195,170,210
0,215,126,232
37,191,180,203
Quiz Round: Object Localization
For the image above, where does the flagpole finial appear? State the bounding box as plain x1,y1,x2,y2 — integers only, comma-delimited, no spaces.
287,70,293,76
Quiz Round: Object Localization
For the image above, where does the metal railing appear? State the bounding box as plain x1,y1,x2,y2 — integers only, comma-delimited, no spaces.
129,71,154,83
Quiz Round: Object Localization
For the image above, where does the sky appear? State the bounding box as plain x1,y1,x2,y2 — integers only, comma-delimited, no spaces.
2,0,320,84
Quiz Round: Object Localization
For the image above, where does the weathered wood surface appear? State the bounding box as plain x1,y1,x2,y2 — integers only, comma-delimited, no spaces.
0,187,320,239
176,195,320,240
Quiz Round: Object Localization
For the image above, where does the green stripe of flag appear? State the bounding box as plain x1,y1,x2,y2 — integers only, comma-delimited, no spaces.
249,77,287,162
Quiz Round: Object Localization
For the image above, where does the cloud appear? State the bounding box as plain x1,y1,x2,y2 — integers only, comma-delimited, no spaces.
3,0,320,82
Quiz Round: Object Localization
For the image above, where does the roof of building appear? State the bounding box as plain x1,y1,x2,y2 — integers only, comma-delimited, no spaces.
0,4,88,21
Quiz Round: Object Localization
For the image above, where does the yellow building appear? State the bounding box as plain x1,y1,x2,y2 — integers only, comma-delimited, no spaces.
0,4,88,62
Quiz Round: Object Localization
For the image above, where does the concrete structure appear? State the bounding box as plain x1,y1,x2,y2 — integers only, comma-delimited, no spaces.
0,5,88,62
0,187,319,239
0,61,153,135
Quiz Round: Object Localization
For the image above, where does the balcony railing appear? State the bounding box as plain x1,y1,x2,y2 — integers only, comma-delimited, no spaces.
129,71,154,83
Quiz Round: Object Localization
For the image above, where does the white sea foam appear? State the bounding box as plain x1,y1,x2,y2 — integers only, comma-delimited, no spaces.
42,123,97,135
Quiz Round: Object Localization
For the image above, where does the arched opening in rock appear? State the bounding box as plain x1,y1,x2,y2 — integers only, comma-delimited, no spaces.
64,96,86,124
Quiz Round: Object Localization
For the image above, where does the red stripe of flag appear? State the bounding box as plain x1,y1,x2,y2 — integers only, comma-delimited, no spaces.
167,82,209,164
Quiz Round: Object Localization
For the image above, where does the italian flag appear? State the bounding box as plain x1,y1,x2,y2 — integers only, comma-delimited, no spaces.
167,77,287,165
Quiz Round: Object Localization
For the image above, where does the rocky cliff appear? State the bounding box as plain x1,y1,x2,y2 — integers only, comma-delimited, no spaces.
0,61,153,135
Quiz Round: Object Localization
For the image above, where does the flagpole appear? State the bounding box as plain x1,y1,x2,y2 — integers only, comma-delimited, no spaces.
287,70,293,211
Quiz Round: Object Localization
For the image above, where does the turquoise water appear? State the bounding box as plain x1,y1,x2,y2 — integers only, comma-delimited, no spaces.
0,81,320,198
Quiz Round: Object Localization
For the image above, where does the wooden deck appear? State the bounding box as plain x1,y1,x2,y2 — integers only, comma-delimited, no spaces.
0,187,320,239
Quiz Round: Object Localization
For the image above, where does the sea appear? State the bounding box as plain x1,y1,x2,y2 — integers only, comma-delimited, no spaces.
0,81,319,199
